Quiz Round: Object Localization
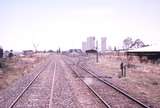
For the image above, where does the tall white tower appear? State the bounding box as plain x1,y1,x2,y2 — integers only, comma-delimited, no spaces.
101,37,107,52
87,36,95,50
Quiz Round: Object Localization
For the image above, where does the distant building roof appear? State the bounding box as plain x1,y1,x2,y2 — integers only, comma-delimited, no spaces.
23,50,34,55
86,49,97,53
127,44,160,52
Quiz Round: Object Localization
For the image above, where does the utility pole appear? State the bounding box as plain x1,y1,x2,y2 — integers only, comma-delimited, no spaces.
59,48,61,53
96,40,98,63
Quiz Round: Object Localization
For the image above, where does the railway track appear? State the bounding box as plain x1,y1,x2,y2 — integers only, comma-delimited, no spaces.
7,57,56,108
63,56,151,108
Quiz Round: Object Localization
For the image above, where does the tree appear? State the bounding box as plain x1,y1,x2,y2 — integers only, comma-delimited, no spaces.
0,47,3,58
0,47,3,68
8,50,14,58
123,37,147,50
114,46,117,51
130,39,145,49
32,42,39,52
123,37,133,50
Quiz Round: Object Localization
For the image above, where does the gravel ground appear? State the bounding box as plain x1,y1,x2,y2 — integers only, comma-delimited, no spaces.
1,54,106,108
84,77,143,108
2,54,151,108
50,57,80,108
62,55,106,108
13,59,54,108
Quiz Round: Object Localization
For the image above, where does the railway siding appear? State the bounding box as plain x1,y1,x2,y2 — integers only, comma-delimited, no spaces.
64,55,151,108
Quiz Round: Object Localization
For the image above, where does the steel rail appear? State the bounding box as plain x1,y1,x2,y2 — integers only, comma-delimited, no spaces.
63,55,151,108
8,60,52,108
82,80,111,108
79,65,150,108
64,60,112,108
49,62,57,108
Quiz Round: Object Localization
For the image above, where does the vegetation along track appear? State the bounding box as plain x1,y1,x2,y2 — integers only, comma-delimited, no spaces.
63,57,151,108
8,57,56,108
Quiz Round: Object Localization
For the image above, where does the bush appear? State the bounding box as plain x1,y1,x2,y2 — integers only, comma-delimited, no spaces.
0,59,6,68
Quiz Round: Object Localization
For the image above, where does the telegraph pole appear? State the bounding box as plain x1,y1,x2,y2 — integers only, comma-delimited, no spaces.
96,40,98,63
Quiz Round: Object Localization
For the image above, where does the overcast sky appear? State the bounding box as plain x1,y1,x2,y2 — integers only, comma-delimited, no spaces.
0,0,160,51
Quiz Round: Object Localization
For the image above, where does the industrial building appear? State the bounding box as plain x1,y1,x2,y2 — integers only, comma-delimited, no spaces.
87,37,96,50
82,36,96,52
82,36,108,53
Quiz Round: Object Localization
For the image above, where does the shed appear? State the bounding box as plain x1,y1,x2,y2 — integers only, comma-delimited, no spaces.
126,44,160,63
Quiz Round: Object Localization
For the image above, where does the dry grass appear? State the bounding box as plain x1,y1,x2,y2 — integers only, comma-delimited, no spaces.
0,53,48,90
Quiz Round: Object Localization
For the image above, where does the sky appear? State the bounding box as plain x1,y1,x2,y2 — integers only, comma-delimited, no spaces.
0,0,160,51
